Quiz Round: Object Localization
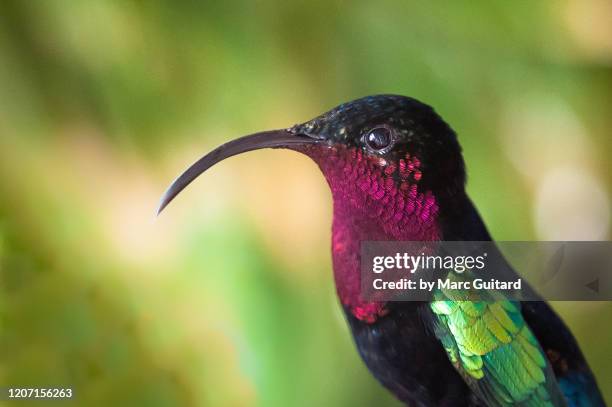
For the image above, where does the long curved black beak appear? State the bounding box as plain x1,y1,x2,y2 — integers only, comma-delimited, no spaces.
157,129,319,215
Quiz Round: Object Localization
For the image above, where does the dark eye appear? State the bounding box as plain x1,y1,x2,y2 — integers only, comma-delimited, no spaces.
364,126,395,153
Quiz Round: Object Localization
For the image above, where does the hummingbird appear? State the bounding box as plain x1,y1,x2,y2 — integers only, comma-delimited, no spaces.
158,95,605,406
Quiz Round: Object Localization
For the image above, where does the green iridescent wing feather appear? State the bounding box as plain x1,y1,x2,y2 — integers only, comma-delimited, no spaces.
430,277,566,406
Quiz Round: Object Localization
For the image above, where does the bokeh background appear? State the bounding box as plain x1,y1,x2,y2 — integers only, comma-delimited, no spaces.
1,1,611,406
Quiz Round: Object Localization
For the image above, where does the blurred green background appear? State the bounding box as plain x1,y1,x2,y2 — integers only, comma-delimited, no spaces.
1,1,611,406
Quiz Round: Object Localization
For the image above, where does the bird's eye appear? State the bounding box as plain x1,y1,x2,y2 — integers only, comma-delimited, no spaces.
364,126,395,153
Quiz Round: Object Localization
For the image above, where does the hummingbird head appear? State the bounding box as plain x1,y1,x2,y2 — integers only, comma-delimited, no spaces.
158,95,467,321
158,95,466,229
287,95,466,238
